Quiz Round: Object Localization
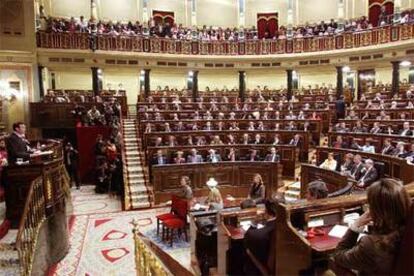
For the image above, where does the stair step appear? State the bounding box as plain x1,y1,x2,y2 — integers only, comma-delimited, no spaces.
0,264,21,276
0,250,19,267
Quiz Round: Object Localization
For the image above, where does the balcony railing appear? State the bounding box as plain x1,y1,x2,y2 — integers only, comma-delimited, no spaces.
37,23,414,55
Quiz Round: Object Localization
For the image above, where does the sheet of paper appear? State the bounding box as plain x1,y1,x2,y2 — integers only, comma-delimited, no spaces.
328,225,349,238
308,218,324,228
240,220,252,231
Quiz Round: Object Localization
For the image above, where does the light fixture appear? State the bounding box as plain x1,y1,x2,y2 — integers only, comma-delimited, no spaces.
400,60,412,67
342,66,351,72
188,71,194,77
206,177,218,188
0,80,18,101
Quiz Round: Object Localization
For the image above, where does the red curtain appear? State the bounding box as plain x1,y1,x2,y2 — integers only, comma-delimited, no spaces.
369,0,394,26
76,125,111,182
152,10,175,25
257,13,278,39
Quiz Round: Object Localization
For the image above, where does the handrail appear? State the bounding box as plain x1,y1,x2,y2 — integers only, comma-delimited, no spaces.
15,163,70,276
132,220,193,276
36,22,414,55
15,176,46,276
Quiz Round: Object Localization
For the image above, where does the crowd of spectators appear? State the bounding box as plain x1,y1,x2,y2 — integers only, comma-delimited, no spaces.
94,132,123,194
71,100,121,127
39,8,414,41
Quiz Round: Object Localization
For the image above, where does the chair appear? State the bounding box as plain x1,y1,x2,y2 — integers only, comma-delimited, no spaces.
162,197,188,247
155,195,181,236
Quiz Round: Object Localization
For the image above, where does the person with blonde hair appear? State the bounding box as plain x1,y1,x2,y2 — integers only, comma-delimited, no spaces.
333,178,412,275
248,173,265,203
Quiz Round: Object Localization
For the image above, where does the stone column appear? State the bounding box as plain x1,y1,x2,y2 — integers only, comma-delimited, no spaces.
286,69,293,100
238,0,245,27
91,67,102,96
391,61,400,97
287,0,294,37
338,0,345,30
144,69,151,98
191,71,199,101
91,0,98,21
336,66,344,98
191,0,197,26
38,65,45,98
239,71,246,102
142,0,149,23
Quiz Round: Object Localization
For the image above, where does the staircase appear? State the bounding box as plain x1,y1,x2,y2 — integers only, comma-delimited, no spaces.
122,119,152,210
284,181,301,202
0,189,20,275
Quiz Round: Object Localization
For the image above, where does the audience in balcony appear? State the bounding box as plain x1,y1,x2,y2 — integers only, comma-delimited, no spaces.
40,9,413,41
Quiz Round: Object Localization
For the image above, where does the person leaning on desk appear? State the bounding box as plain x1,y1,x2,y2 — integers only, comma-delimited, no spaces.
332,178,412,275
6,122,37,163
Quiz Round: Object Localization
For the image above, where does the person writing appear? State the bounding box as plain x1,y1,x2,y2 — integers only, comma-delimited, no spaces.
248,174,265,204
333,179,411,275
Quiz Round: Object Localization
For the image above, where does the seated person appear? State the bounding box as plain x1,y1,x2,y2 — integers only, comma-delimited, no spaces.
352,121,367,133
253,134,263,145
332,135,347,149
152,150,168,165
227,147,237,161
285,121,297,131
173,151,186,164
187,148,203,163
167,135,177,147
369,122,382,134
248,173,265,204
241,133,250,145
206,149,221,163
381,138,395,155
289,134,301,147
246,149,261,161
335,122,349,133
154,137,163,147
340,153,354,173
393,142,407,158
400,122,412,136
403,143,414,159
210,135,223,145
349,154,364,180
272,134,282,145
319,152,338,171
87,105,102,125
177,176,193,199
205,178,223,210
306,180,329,200
264,147,280,162
353,139,376,153
333,179,411,275
356,159,378,189
243,199,277,275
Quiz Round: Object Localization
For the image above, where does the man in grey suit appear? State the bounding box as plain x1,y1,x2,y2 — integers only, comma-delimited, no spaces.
206,149,222,163
264,147,280,162
187,148,203,163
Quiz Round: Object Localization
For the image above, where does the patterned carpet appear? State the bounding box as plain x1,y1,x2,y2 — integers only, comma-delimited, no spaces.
50,186,191,276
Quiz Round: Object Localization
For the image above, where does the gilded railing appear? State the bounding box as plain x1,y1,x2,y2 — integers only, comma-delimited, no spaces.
132,220,171,276
15,176,46,276
15,162,70,276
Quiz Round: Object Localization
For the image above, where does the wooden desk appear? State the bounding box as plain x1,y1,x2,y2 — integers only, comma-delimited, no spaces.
300,164,355,198
151,161,282,204
316,146,414,184
147,144,298,177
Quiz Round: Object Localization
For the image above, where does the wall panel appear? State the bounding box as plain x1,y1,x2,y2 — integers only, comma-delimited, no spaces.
100,0,138,22
298,0,338,24
147,0,186,24
51,0,90,18
196,0,237,27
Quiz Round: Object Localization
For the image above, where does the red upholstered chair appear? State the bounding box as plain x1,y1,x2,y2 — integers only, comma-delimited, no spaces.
155,195,182,236
162,197,188,246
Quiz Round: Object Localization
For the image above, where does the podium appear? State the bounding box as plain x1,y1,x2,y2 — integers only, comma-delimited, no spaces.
3,140,67,228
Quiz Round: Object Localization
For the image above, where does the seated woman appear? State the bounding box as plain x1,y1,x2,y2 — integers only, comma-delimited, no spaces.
205,178,223,210
248,174,266,204
177,176,193,200
319,153,338,171
333,178,411,275
306,180,329,200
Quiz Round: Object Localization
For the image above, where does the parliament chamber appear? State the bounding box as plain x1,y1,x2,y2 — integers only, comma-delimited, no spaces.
1,0,414,275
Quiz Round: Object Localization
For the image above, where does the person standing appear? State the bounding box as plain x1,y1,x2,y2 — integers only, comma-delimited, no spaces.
64,142,80,189
5,122,34,163
335,96,346,120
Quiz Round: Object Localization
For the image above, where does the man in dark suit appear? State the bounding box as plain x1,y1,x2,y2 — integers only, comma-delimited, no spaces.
357,159,378,188
187,148,203,163
243,199,277,275
264,147,280,162
335,96,346,119
350,154,364,181
289,134,302,147
6,122,34,163
151,150,168,165
245,149,261,161
399,122,412,136
381,139,395,155
64,142,80,189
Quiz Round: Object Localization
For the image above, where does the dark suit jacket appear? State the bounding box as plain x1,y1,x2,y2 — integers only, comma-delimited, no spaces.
244,154,261,161
333,229,401,276
264,153,280,162
359,167,378,187
6,133,31,163
151,156,168,165
350,163,364,181
399,129,413,136
381,145,395,155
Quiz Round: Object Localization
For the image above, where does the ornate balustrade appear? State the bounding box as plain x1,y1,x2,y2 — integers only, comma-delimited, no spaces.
37,23,414,55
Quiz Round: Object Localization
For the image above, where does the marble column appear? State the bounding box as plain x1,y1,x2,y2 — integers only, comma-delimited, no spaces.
91,67,102,96
239,71,246,102
336,66,344,98
391,61,400,97
38,66,45,98
286,69,293,100
191,71,199,101
144,69,151,98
